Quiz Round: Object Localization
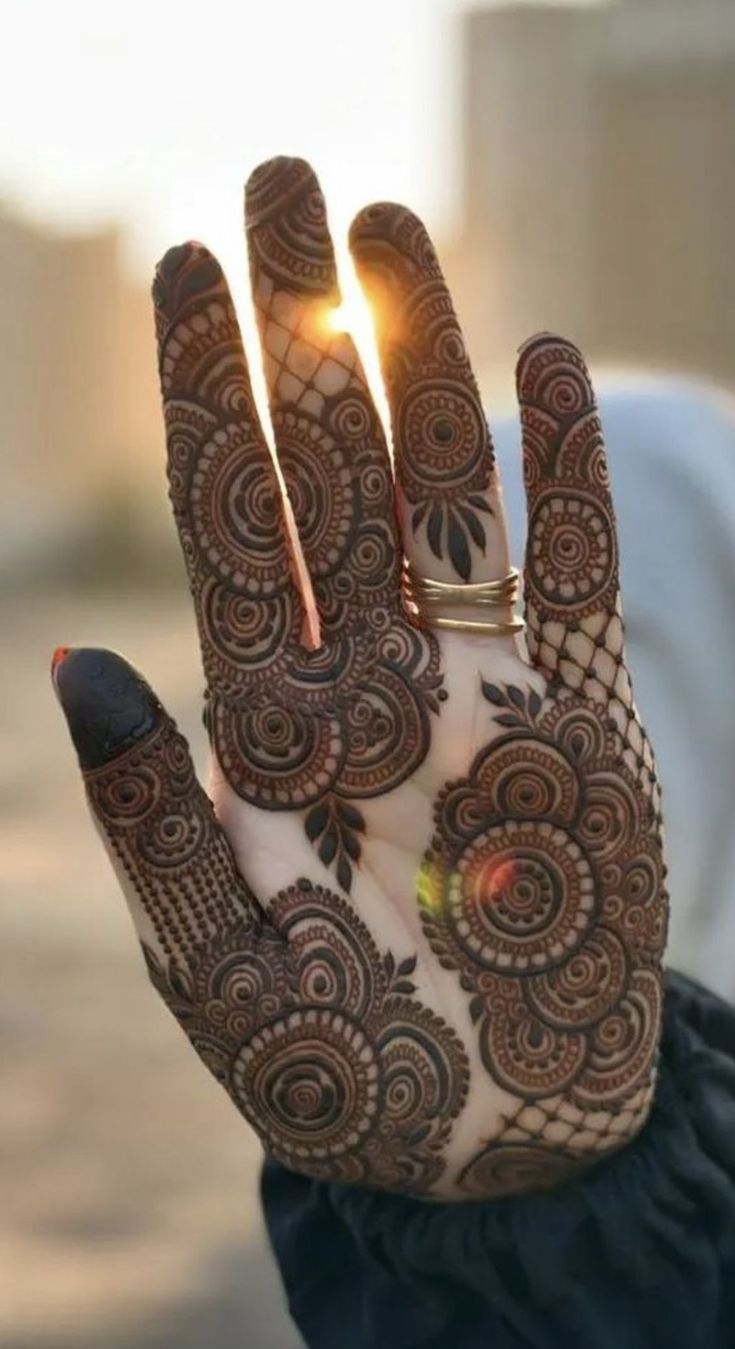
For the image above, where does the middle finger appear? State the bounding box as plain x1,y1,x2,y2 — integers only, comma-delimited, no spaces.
245,157,401,639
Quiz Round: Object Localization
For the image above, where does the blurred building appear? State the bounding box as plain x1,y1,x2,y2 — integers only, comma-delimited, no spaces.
0,209,161,573
453,0,735,386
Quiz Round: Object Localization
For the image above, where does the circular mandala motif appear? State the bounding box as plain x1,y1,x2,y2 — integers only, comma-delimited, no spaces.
199,578,295,691
483,998,587,1094
338,667,429,797
474,739,580,824
211,699,344,808
526,926,628,1028
189,423,288,593
88,762,160,826
231,1009,380,1159
397,378,489,497
447,820,596,974
527,487,617,613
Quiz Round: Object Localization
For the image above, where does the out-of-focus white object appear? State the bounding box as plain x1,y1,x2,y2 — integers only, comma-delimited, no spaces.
494,376,735,998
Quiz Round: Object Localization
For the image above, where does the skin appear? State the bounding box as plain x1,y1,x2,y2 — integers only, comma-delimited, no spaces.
53,157,667,1201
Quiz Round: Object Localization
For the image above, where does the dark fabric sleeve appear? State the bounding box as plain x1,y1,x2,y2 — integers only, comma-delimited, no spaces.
261,970,735,1349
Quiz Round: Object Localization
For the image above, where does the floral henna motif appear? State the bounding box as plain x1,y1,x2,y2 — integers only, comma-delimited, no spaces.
146,888,469,1192
419,681,667,1196
350,203,496,580
88,715,469,1193
153,223,444,892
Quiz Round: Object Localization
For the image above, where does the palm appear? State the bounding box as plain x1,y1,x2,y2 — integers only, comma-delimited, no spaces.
57,157,666,1201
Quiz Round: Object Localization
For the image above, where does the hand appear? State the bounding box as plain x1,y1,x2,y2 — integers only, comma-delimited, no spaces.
53,157,667,1201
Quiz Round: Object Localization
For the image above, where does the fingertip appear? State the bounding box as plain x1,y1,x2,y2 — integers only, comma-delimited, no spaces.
515,332,590,396
516,331,558,360
151,241,224,315
51,645,71,675
244,155,322,231
348,201,402,249
349,201,437,268
52,647,165,771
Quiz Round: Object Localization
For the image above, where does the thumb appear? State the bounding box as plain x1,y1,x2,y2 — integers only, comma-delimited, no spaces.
51,647,261,965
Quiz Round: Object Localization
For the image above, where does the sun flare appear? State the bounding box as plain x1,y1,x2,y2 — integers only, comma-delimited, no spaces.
323,271,391,448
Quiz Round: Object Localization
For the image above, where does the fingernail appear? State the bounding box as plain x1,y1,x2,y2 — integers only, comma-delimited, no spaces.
52,645,71,671
152,242,222,316
51,647,164,770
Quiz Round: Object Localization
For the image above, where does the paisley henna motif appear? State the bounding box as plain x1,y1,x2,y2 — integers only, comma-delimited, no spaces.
153,209,443,892
420,680,667,1194
88,714,469,1194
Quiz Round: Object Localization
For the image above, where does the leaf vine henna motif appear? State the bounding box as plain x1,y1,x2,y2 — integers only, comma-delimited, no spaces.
350,203,501,582
88,713,469,1194
420,680,667,1196
153,182,444,892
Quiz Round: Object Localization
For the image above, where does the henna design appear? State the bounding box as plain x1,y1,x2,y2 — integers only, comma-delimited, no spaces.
350,203,497,581
420,680,667,1195
88,715,469,1193
517,335,660,814
245,158,401,630
153,205,444,892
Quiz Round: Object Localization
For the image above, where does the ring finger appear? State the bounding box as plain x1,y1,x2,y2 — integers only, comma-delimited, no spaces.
349,203,514,632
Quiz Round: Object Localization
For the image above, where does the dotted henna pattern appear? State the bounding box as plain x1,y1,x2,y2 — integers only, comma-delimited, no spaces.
350,203,496,581
419,680,667,1197
153,202,444,892
88,715,469,1194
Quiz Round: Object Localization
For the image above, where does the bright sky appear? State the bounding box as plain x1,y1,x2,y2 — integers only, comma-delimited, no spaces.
0,0,467,285
0,0,594,405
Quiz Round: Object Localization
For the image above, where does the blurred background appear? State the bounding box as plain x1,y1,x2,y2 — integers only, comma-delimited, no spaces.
2,0,735,1344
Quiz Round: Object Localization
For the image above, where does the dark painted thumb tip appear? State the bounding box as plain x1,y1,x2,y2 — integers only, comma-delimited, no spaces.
51,647,165,771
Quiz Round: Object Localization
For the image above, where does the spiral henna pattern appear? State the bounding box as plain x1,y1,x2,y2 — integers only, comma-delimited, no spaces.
85,715,260,961
350,203,495,581
153,219,443,893
419,681,667,1194
517,336,660,813
88,715,469,1194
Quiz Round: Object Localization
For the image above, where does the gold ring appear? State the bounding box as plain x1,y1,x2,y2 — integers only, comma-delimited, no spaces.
428,614,525,636
402,562,525,637
403,561,520,609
